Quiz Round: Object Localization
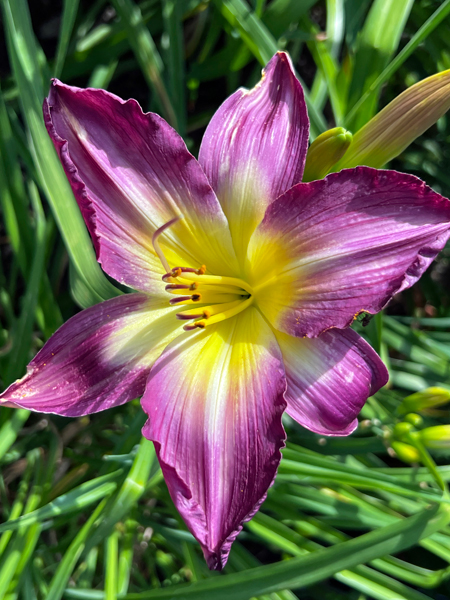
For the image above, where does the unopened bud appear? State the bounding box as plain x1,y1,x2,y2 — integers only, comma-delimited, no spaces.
419,425,450,449
334,69,450,170
404,413,423,428
391,441,420,464
398,387,450,415
393,421,415,439
303,127,352,182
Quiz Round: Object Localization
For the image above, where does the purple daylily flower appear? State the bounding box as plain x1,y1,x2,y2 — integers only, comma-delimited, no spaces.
2,52,450,569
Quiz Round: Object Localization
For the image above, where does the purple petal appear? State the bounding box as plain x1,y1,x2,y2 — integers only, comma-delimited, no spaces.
141,308,286,569
198,52,309,262
276,328,388,435
249,167,450,337
44,81,238,294
0,295,184,416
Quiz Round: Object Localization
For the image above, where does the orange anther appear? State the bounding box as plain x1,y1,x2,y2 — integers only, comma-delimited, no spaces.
203,310,211,319
197,265,207,275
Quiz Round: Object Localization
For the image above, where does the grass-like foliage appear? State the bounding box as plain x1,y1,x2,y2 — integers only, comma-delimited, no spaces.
1,0,450,597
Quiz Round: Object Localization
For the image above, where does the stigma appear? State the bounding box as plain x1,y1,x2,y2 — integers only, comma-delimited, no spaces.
152,217,253,331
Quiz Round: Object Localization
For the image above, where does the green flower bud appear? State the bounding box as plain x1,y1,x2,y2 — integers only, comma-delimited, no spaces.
334,69,450,170
393,421,415,439
398,387,450,415
419,425,450,449
404,413,423,427
303,127,352,182
391,441,420,464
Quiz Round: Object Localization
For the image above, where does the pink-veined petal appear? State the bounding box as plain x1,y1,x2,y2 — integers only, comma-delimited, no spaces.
0,295,184,416
141,307,286,570
44,81,239,294
276,328,388,435
248,167,450,337
198,52,309,263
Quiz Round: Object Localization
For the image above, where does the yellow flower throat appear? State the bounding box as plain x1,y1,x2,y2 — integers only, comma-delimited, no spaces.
153,216,254,331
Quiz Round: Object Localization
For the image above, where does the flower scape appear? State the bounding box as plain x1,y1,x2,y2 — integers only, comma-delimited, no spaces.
1,52,450,570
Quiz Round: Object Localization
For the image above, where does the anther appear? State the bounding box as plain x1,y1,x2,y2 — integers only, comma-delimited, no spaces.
162,268,182,282
183,321,206,331
172,267,199,274
197,265,206,275
169,293,202,306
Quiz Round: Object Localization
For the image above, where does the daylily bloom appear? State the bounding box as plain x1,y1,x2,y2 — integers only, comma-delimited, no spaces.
1,52,450,570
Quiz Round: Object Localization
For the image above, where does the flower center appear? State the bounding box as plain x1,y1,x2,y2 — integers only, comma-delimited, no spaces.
153,217,254,331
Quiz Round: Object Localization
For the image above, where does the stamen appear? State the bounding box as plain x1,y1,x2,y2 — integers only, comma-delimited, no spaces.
165,284,191,291
157,240,254,332
169,293,202,305
152,215,183,274
169,296,192,305
178,299,252,331
173,266,197,274
165,283,198,292
176,312,205,321
183,321,206,331
174,271,253,296
190,296,253,329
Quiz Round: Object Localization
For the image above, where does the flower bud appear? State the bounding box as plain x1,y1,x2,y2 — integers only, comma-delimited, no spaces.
334,69,450,170
303,127,352,182
393,421,415,439
391,441,420,463
404,413,423,428
398,387,450,415
419,425,450,449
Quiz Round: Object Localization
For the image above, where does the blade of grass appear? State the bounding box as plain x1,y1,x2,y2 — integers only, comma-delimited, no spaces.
2,0,120,306
345,0,450,128
303,17,345,125
212,0,327,137
0,449,43,598
54,0,80,78
248,513,432,600
4,180,47,384
83,438,156,553
63,504,450,599
162,0,186,136
111,0,177,128
46,500,108,600
105,530,119,600
117,527,134,595
0,471,121,534
346,0,414,129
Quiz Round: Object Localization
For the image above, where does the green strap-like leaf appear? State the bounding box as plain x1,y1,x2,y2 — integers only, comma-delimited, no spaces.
1,0,121,307
62,504,450,599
